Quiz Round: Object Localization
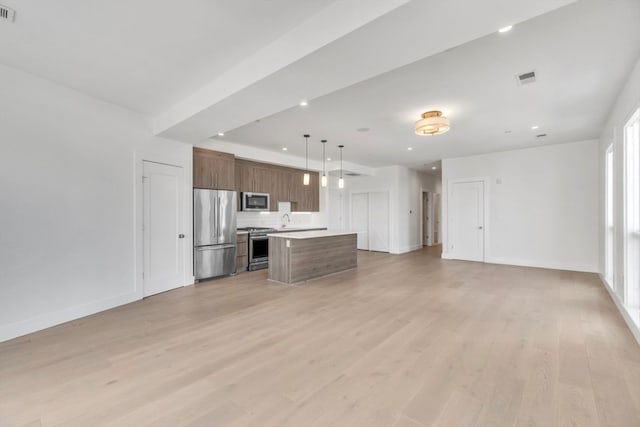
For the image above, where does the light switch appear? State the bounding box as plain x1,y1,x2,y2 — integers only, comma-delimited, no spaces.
286,240,290,248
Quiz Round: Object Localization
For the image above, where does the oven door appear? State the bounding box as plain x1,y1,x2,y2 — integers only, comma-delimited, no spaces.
249,235,269,262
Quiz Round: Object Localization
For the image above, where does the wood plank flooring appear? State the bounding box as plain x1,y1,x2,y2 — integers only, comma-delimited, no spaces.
1,247,639,427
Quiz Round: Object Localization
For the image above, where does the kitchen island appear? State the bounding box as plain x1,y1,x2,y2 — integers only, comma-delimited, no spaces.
267,230,357,284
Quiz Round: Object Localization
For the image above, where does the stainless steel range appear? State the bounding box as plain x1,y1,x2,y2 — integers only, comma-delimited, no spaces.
238,227,277,271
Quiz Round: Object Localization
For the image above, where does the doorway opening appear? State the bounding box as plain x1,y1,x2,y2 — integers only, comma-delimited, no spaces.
421,191,441,247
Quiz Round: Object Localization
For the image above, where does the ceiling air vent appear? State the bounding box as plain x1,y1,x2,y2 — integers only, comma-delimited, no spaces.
516,70,536,86
536,133,547,138
345,172,361,177
0,4,15,22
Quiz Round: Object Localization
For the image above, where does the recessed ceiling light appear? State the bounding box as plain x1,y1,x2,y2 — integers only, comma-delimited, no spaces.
282,147,288,151
498,25,513,33
531,125,539,130
217,132,224,136
408,147,413,151
327,157,331,161
432,166,437,170
299,101,308,107
504,130,512,134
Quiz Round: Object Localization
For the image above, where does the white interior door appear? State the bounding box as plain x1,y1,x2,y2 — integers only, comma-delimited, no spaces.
143,161,185,297
449,181,484,262
369,191,390,252
352,193,369,250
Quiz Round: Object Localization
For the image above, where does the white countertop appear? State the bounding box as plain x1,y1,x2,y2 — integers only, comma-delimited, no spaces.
267,230,357,239
270,227,326,233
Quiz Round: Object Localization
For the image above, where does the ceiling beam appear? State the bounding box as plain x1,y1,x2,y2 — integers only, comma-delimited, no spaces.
153,0,576,144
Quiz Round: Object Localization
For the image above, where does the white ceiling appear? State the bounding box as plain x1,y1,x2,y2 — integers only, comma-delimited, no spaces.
157,0,575,142
218,0,640,171
1,0,638,173
0,0,337,115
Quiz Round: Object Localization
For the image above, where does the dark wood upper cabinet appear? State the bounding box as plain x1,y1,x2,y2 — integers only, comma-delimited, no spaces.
199,153,320,212
193,147,235,190
289,170,319,212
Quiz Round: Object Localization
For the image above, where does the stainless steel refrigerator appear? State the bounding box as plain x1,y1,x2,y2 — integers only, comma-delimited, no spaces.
194,189,237,280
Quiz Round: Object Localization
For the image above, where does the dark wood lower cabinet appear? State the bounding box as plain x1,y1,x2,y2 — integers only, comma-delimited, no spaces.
236,233,248,273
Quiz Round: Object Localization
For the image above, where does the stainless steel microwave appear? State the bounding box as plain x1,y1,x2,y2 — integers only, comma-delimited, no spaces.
241,192,270,211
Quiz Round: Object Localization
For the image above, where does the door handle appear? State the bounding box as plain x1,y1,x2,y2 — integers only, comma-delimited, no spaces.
178,234,185,239
217,197,221,239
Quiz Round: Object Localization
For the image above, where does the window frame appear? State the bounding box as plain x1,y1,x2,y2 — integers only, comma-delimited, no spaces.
623,107,640,309
605,143,615,287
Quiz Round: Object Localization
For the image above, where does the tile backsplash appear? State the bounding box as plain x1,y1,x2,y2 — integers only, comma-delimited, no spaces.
237,202,325,229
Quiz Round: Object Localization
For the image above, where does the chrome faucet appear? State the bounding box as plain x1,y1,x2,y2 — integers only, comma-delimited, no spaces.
281,213,291,228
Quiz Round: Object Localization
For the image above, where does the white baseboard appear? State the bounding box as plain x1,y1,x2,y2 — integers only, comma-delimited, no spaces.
441,252,597,273
391,244,423,255
0,291,140,343
485,256,598,273
599,275,640,346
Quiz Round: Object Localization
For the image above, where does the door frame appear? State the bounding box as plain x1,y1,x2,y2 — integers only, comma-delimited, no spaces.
135,153,192,300
445,177,491,262
349,188,392,253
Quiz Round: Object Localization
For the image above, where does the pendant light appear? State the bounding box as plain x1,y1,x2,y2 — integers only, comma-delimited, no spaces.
338,145,345,189
321,139,328,187
303,134,310,186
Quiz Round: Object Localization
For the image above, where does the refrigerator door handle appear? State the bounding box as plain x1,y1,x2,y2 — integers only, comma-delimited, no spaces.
195,244,236,251
217,196,221,240
214,194,219,243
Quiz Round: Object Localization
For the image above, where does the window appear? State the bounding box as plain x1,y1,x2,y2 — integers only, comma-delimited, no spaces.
605,144,614,286
624,108,640,310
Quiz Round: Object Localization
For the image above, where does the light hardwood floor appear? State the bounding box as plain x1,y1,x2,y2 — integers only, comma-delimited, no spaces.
1,247,639,427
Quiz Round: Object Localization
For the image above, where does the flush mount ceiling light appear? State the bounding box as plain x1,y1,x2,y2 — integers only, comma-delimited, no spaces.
303,134,310,186
415,110,450,136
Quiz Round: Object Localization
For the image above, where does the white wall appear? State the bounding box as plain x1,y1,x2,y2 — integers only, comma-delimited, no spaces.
343,166,438,253
442,140,599,272
0,63,192,342
598,58,640,343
